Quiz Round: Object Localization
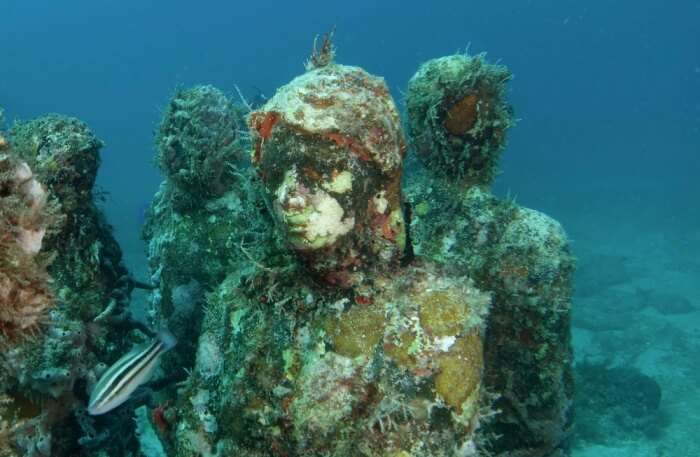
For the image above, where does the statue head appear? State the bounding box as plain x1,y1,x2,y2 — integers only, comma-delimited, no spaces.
250,64,407,287
406,53,513,186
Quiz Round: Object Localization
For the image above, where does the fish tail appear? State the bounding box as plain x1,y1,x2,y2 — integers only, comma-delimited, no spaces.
157,328,177,351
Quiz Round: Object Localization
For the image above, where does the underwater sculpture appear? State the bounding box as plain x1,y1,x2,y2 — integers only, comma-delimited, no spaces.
143,50,490,456
406,54,513,186
405,54,575,456
0,116,152,456
246,57,489,454
0,40,573,457
143,43,573,457
143,84,255,390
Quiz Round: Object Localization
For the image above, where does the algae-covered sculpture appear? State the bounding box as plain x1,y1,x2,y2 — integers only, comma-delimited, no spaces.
140,43,495,456
1,36,574,456
406,54,513,186
245,57,490,454
405,54,575,456
0,116,149,456
139,42,574,457
143,84,256,383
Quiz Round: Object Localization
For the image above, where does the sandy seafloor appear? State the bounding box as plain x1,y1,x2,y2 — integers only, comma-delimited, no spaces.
541,176,700,456
110,157,699,456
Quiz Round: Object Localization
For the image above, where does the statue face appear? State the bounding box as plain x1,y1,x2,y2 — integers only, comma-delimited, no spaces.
271,165,356,251
250,64,407,286
258,139,406,287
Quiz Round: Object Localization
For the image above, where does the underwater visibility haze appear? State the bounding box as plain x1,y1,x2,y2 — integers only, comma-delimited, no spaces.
1,1,699,456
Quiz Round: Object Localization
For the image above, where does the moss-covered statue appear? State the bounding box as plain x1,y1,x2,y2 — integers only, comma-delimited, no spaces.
143,39,488,456
405,53,575,456
143,40,573,457
1,114,150,456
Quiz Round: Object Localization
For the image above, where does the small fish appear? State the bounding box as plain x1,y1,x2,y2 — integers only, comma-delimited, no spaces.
88,329,176,415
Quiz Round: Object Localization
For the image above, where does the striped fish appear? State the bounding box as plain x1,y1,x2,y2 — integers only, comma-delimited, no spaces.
88,329,176,415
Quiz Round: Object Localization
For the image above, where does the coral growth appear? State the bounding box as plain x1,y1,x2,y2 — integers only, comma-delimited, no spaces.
305,28,337,70
0,395,24,457
10,115,102,217
156,85,247,208
0,152,60,339
169,260,490,457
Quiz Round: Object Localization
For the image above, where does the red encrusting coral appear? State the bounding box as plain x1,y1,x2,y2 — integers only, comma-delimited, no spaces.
253,112,279,140
250,112,280,166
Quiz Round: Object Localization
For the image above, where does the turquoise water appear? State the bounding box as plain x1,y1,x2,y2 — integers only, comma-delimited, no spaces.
2,1,698,456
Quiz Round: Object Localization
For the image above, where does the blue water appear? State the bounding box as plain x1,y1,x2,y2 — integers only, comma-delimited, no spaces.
2,1,699,455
